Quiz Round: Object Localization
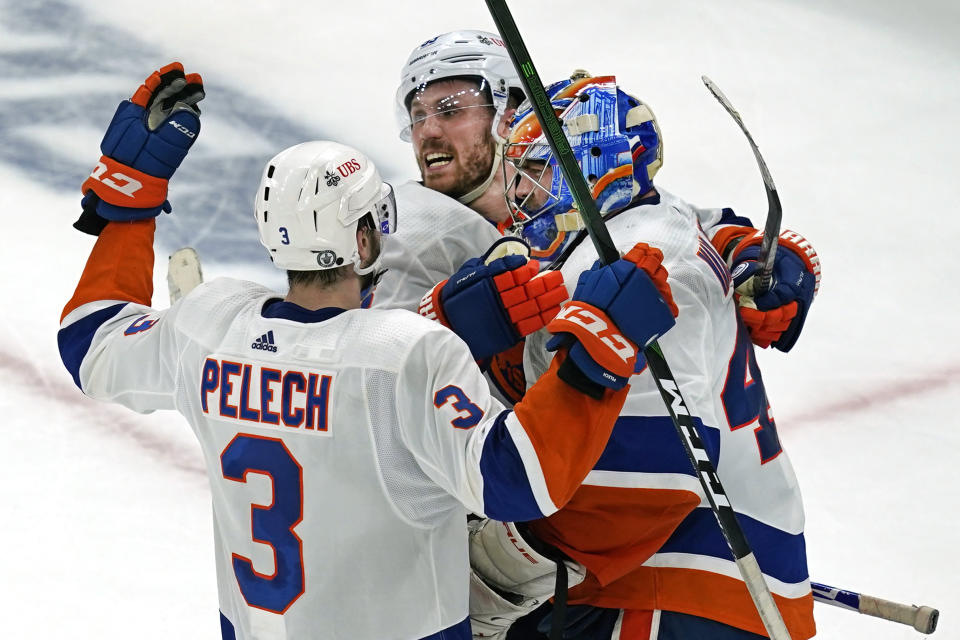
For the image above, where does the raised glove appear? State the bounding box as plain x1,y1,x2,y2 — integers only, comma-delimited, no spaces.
469,518,585,640
729,229,821,352
418,238,567,359
76,62,204,235
546,243,678,393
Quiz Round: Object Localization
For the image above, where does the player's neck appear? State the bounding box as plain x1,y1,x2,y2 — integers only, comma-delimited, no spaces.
466,174,511,225
285,281,362,311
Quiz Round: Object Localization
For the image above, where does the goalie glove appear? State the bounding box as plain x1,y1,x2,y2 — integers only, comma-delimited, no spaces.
723,228,821,352
469,519,585,640
546,242,678,396
75,62,204,235
418,238,567,360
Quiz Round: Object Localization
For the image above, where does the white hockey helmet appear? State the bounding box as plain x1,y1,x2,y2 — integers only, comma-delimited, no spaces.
255,141,396,272
395,30,524,143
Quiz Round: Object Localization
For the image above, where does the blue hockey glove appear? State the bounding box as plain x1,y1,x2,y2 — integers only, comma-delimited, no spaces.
730,229,821,352
75,62,204,235
418,238,567,360
546,243,678,393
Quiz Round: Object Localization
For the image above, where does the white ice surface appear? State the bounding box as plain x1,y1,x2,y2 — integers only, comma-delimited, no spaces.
1,0,957,638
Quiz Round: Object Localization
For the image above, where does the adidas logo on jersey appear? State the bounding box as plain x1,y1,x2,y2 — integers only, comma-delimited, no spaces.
251,330,278,352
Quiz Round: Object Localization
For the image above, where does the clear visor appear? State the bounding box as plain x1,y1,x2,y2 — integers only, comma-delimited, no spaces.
368,182,397,235
397,78,494,141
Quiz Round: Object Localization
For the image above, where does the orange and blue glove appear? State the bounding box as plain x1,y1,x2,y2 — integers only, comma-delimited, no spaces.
727,229,821,352
546,243,678,395
75,62,204,235
418,238,568,360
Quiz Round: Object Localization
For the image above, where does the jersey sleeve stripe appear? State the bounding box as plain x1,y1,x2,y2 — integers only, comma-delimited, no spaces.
583,469,707,505
644,551,810,599
57,302,127,389
594,416,720,476
478,410,550,522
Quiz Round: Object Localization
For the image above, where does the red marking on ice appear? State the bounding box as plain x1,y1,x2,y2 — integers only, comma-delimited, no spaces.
786,364,960,426
0,347,205,477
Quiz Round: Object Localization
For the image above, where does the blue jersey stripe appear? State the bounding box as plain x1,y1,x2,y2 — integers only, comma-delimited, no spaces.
594,416,721,475
57,303,127,389
660,507,809,584
422,617,471,639
479,411,544,522
219,611,468,639
219,612,236,640
718,207,754,228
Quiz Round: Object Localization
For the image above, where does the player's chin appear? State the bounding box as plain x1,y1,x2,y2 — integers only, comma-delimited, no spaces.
422,169,463,197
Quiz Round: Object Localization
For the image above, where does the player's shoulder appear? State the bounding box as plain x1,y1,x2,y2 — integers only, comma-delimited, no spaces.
172,277,275,338
394,180,501,235
347,307,471,367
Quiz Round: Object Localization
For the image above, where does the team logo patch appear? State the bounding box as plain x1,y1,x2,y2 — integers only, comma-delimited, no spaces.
316,250,338,268
251,330,278,352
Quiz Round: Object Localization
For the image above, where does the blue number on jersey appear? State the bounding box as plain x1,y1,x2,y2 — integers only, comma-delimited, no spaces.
221,434,305,613
721,315,783,463
434,385,484,429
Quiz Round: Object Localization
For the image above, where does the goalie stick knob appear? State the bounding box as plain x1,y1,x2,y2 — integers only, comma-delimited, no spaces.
913,605,939,634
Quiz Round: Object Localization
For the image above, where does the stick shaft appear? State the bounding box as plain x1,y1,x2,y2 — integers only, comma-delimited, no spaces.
812,582,939,634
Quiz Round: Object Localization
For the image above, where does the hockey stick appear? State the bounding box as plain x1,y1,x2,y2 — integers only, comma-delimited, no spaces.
484,2,792,639
812,582,939,634
167,247,203,304
701,76,781,294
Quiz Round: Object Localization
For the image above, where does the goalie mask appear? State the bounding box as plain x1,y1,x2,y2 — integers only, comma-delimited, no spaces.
255,141,396,273
504,74,662,230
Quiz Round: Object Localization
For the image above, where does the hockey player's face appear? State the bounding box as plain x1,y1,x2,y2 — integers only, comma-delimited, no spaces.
409,79,497,199
512,159,554,214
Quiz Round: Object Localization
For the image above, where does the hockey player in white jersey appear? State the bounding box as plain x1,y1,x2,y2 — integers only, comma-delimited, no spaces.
373,30,525,312
453,75,822,639
57,64,682,640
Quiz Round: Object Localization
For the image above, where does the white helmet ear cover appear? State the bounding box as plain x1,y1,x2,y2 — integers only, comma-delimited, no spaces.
254,141,395,272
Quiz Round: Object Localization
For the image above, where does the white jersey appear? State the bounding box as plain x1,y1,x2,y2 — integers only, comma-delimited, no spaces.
522,188,814,638
372,180,502,312
58,222,627,640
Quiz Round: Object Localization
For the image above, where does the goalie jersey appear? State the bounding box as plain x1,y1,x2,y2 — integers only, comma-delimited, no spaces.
57,221,627,640
523,189,816,639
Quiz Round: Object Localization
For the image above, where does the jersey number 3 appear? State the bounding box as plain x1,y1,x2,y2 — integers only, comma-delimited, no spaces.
221,434,305,614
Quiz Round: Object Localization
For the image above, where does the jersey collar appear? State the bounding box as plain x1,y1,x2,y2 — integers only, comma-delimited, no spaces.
261,299,347,323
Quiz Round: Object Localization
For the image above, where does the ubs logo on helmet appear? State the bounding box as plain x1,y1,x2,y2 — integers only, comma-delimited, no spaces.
317,250,338,268
475,34,504,47
324,170,340,187
337,158,362,178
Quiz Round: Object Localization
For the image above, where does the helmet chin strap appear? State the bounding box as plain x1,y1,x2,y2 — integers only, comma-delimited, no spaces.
456,136,505,206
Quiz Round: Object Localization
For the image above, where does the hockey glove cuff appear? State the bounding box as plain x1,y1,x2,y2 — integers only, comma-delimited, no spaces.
731,229,821,352
417,238,567,360
77,62,204,234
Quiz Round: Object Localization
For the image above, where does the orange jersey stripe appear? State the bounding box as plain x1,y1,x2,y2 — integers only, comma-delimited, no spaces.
514,352,629,509
568,567,815,639
62,219,156,321
529,484,700,586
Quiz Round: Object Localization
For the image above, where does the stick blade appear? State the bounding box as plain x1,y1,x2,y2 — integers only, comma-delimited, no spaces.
167,247,204,304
